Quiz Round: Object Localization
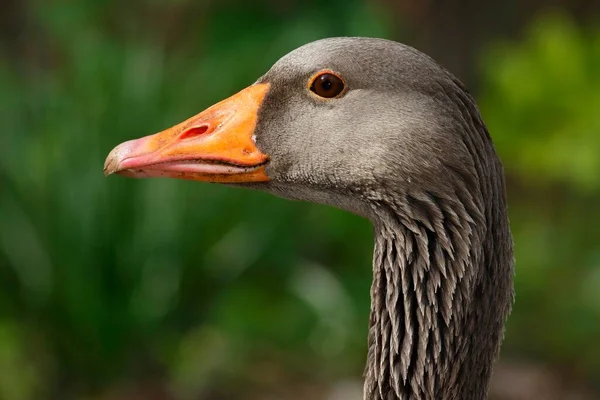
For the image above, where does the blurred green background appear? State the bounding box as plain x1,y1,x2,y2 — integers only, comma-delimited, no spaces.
1,1,599,399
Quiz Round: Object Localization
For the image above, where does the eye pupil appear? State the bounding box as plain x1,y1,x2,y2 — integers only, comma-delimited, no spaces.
310,72,344,98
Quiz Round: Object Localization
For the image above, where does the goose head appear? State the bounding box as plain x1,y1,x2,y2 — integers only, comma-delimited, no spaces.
105,38,477,219
104,37,513,399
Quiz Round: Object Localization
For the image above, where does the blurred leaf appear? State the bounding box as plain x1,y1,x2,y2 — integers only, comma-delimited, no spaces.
480,12,600,191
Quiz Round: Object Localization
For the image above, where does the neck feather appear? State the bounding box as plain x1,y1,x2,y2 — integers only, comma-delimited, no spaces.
363,160,513,399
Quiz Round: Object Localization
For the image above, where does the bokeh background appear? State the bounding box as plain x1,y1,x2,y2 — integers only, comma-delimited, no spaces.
1,1,599,399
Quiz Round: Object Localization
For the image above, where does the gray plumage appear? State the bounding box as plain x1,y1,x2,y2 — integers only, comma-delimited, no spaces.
239,37,514,399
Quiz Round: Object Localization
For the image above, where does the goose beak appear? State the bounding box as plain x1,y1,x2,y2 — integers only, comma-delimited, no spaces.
103,83,270,183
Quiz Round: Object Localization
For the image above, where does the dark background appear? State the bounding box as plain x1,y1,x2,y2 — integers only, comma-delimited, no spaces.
1,1,599,399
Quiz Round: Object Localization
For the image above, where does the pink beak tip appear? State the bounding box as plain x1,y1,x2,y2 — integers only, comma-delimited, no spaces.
103,137,149,177
104,144,126,176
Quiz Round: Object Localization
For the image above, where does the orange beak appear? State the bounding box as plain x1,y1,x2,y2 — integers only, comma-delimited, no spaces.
104,83,270,183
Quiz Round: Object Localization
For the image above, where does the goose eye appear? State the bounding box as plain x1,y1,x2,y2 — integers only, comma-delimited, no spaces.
310,72,345,98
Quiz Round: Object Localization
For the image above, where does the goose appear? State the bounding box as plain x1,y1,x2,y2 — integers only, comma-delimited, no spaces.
104,37,514,400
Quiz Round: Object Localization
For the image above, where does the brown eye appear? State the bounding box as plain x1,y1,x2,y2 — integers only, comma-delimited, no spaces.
310,72,345,98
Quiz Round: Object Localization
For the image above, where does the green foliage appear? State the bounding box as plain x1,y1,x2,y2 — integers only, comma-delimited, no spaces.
0,322,38,400
480,12,600,378
480,13,600,191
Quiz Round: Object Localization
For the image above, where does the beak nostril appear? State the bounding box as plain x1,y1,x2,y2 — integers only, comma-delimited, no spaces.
180,124,211,140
